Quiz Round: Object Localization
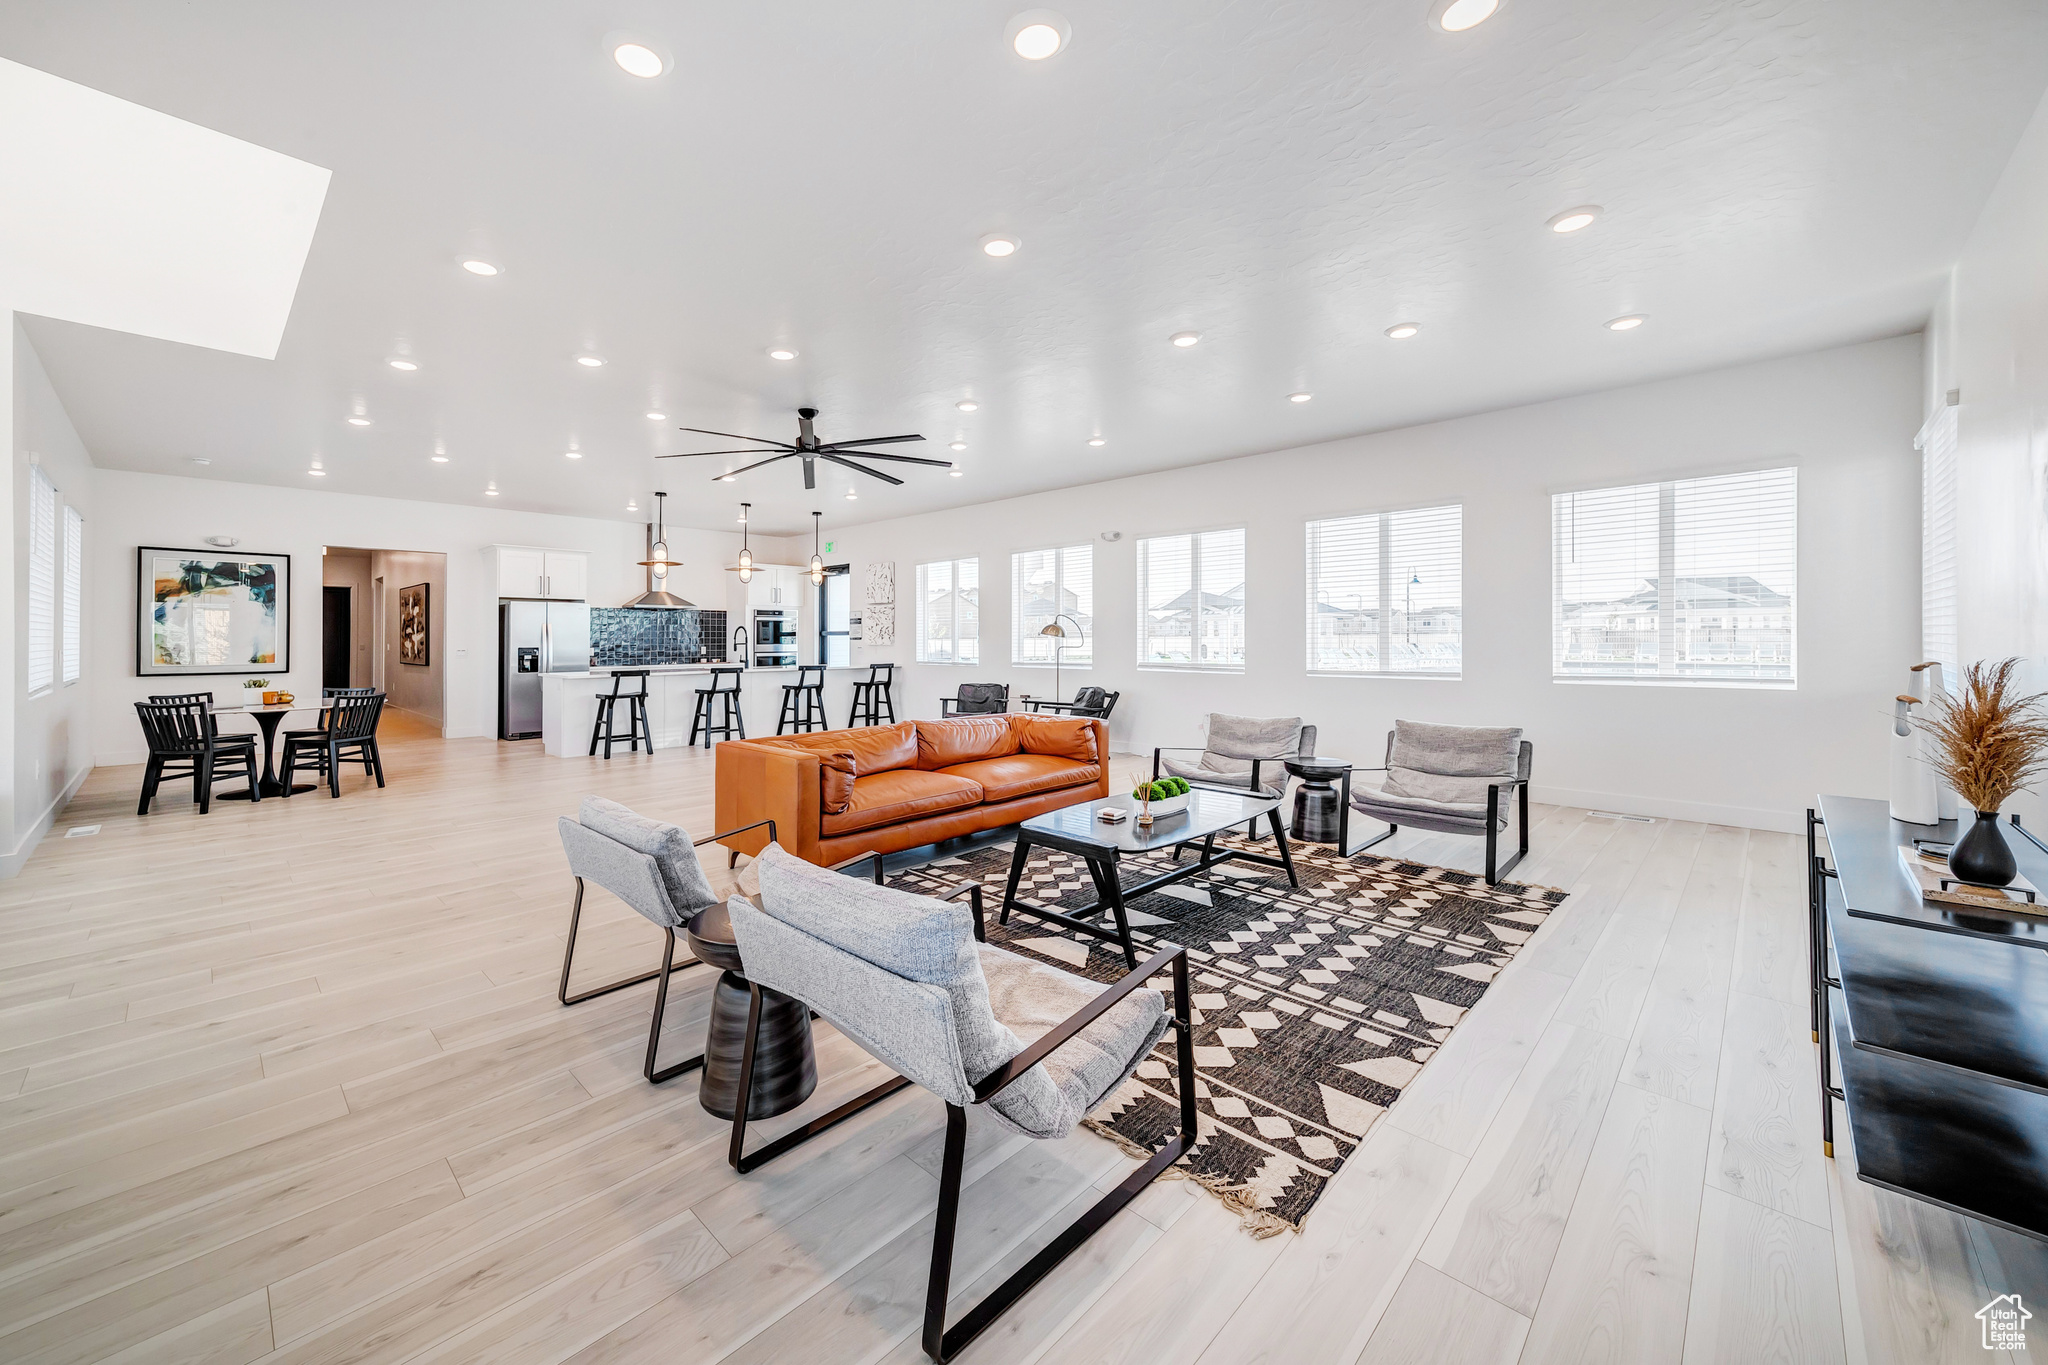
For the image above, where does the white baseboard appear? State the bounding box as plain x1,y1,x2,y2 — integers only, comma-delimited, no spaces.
2,762,95,880
95,748,149,768
1530,784,1803,835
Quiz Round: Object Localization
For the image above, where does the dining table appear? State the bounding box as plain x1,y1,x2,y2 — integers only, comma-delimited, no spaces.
212,699,334,798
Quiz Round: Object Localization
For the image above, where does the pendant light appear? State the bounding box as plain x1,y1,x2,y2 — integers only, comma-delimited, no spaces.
625,491,694,608
809,511,825,586
736,502,753,583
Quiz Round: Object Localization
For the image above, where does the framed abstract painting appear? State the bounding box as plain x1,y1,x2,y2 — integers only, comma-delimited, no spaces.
399,583,430,665
136,548,290,677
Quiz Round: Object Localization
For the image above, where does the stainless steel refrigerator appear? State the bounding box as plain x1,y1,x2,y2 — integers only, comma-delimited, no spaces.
498,600,590,739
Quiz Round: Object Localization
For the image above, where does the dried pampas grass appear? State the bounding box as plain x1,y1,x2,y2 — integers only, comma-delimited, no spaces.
1916,658,2048,812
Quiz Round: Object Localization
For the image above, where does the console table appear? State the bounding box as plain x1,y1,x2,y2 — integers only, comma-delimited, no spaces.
1810,795,2048,1242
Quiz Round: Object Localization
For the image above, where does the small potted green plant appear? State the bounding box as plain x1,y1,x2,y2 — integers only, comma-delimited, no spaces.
244,678,271,704
1133,775,1191,825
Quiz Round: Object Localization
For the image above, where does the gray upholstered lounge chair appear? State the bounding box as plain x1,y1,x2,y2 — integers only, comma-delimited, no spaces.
555,797,776,1082
1154,713,1317,839
1349,721,1531,883
723,844,1197,1364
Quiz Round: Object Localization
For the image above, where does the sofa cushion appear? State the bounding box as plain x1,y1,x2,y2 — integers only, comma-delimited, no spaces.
1383,720,1521,805
576,796,719,921
820,769,984,836
1010,714,1098,763
916,715,1018,770
940,754,1100,805
818,751,857,814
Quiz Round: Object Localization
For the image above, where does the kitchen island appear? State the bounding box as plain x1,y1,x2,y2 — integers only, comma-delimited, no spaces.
539,666,869,756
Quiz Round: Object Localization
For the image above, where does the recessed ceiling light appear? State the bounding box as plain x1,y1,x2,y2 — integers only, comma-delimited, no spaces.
1606,314,1646,331
565,451,582,459
767,347,798,360
950,468,964,477
1385,322,1421,339
431,455,449,463
1429,0,1501,33
576,355,606,367
720,474,737,482
955,399,979,412
485,483,499,496
1006,10,1071,59
845,490,858,500
980,234,1020,257
628,499,639,512
1170,331,1201,347
1289,392,1313,403
347,416,372,425
1547,205,1602,233
307,461,325,477
607,34,671,78
461,259,500,276
646,411,667,421
387,358,418,371
949,441,967,451
1087,437,1107,446
190,456,211,465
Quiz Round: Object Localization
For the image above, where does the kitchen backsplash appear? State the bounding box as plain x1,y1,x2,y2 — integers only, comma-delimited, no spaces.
589,607,728,666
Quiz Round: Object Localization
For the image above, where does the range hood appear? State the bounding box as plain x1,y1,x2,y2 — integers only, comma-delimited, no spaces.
625,492,695,609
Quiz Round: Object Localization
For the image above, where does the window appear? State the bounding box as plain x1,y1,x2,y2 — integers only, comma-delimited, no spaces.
1306,504,1462,676
915,557,979,663
1552,466,1797,684
1012,544,1093,666
1920,401,1959,683
1137,528,1246,671
62,505,83,684
27,467,56,694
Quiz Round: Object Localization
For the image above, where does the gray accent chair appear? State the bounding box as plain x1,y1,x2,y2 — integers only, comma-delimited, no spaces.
1154,713,1317,839
1349,721,1531,884
723,844,1198,1364
555,797,777,1083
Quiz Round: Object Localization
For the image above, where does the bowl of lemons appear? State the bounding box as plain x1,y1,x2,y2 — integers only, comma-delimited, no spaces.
1132,776,1192,819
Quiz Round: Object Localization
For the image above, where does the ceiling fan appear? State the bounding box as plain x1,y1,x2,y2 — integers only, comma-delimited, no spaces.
659,407,954,489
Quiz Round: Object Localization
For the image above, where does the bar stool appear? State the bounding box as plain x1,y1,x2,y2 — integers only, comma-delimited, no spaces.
847,662,896,728
589,671,654,759
776,666,828,735
689,667,746,748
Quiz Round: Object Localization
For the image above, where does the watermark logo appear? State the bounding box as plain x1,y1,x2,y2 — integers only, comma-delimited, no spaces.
1978,1294,2030,1351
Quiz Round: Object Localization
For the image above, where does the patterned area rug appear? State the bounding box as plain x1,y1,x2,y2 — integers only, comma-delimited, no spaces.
887,835,1566,1236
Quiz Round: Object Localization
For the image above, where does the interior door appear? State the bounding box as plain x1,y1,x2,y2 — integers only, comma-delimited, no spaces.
322,586,351,691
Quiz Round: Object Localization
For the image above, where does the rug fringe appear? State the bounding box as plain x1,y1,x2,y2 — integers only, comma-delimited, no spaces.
1081,1118,1298,1239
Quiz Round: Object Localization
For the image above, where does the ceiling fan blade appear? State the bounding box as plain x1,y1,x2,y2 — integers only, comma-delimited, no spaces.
820,434,925,448
830,449,957,467
803,456,816,490
821,453,905,486
678,426,797,449
698,452,795,479
658,448,788,458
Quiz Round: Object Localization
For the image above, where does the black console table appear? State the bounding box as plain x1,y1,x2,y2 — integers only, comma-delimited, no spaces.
1810,795,2048,1243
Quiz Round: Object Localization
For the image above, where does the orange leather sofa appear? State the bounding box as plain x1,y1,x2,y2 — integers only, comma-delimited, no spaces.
714,714,1109,867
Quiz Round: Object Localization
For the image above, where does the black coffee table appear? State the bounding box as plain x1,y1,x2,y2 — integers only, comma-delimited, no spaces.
999,787,1298,967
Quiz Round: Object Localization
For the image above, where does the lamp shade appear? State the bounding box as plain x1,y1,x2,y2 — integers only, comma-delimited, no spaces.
1039,621,1067,637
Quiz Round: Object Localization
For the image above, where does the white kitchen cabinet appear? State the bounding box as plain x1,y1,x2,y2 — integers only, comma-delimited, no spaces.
541,550,588,601
488,546,590,600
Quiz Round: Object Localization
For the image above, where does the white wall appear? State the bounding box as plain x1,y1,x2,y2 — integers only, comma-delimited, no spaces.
1924,86,2048,827
320,549,373,689
370,549,446,724
776,335,1923,832
7,319,96,873
91,472,740,763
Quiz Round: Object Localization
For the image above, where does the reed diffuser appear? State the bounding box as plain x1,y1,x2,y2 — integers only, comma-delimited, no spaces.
1915,658,2048,886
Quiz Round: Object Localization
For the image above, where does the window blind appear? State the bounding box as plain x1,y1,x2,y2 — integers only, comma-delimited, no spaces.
1306,504,1462,675
1552,466,1796,684
1919,403,1959,684
1012,544,1093,665
62,504,83,685
915,557,979,664
1137,527,1246,671
27,467,56,695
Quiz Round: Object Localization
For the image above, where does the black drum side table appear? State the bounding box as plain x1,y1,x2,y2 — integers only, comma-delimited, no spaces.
1284,756,1354,849
685,903,818,1121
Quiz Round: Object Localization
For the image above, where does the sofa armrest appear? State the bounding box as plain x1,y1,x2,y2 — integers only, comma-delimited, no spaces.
715,742,826,864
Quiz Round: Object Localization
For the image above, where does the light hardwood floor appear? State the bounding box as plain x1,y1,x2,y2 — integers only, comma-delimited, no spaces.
1,712,2041,1364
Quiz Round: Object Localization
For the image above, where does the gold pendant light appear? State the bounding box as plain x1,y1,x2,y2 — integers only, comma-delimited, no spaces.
736,502,753,583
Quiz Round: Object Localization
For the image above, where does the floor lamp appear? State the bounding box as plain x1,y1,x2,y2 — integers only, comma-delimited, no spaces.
1039,614,1084,704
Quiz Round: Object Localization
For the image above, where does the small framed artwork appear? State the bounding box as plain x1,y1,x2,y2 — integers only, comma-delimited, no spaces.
399,583,430,666
137,548,290,677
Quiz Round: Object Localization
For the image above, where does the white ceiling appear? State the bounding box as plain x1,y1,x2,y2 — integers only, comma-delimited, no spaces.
5,1,2046,535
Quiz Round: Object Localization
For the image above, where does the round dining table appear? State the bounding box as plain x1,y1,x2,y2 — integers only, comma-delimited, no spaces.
212,699,333,798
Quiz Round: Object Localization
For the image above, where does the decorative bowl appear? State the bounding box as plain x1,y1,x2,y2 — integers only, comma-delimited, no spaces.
1135,791,1191,818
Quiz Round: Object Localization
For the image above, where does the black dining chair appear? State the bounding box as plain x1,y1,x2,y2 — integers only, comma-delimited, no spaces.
134,698,262,814
280,692,387,798
282,689,380,782
149,690,258,742
938,682,1009,717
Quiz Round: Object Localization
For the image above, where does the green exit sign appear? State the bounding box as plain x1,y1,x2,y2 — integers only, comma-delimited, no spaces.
825,541,835,554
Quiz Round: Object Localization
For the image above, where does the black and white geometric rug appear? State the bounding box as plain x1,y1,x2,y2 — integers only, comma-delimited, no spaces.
887,836,1566,1236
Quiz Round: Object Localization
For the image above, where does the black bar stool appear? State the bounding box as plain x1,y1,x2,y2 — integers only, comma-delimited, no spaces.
689,667,746,748
589,671,654,759
847,662,896,727
776,666,828,734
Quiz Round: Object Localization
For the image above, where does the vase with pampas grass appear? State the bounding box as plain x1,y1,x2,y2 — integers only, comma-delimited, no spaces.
1914,658,2048,887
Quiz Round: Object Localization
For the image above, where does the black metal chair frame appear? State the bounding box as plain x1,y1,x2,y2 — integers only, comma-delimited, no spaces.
722,879,1197,1364
1345,732,1531,884
589,671,655,758
848,662,897,727
1022,688,1118,722
280,692,387,798
776,665,829,734
136,698,263,814
689,667,747,748
938,683,1009,717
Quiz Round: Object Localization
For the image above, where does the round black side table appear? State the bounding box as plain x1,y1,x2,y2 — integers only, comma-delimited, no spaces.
684,903,818,1121
1283,757,1354,846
